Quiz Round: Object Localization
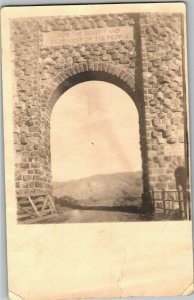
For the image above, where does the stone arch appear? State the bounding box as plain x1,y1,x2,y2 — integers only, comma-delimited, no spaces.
41,62,148,202
12,13,187,216
42,62,138,114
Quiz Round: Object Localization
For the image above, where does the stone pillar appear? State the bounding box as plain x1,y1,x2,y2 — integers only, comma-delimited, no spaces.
12,19,48,197
140,13,186,194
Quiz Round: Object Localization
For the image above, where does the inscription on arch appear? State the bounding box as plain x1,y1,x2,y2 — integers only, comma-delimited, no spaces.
42,25,134,47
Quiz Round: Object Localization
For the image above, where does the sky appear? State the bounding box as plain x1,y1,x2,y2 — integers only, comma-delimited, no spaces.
50,81,142,182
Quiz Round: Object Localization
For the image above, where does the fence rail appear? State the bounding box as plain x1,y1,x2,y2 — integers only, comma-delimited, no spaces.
151,188,191,220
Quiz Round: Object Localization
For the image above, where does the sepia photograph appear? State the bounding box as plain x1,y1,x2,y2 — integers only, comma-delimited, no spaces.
5,4,191,224
1,3,193,299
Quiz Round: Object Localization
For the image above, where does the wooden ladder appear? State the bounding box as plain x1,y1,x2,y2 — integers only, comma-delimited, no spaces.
17,194,58,223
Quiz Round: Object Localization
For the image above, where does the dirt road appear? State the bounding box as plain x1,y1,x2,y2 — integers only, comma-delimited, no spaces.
38,208,155,223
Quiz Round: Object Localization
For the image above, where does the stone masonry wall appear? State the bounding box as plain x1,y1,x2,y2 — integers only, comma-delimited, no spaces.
11,12,187,206
140,13,186,192
11,20,46,196
11,14,137,197
38,15,137,131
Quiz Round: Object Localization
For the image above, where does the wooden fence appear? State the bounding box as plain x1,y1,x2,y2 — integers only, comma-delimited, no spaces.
151,187,191,220
17,194,58,223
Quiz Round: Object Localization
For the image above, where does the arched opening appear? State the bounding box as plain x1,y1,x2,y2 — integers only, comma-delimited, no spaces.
47,70,138,113
50,80,144,222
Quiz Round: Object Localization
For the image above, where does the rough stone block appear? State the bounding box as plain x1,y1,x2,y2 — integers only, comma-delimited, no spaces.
29,126,40,132
163,129,172,138
31,151,40,156
167,137,177,144
119,58,129,64
149,100,158,107
20,137,28,145
157,137,165,144
35,181,43,188
153,60,162,67
23,175,32,181
147,46,157,52
151,131,159,138
161,54,173,61
20,163,29,169
152,145,159,150
158,75,170,84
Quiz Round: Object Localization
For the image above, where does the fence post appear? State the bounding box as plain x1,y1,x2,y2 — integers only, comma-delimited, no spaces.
185,189,190,221
151,188,155,211
178,185,185,219
162,189,166,215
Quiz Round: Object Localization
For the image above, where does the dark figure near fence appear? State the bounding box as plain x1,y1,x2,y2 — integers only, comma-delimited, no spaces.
175,167,191,220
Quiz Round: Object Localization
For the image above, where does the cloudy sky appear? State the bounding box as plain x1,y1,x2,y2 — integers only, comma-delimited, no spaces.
51,81,142,182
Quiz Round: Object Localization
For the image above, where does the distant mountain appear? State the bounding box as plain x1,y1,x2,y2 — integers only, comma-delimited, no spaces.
53,171,143,207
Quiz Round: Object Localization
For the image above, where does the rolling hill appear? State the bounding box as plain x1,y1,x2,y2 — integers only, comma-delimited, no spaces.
53,171,143,207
